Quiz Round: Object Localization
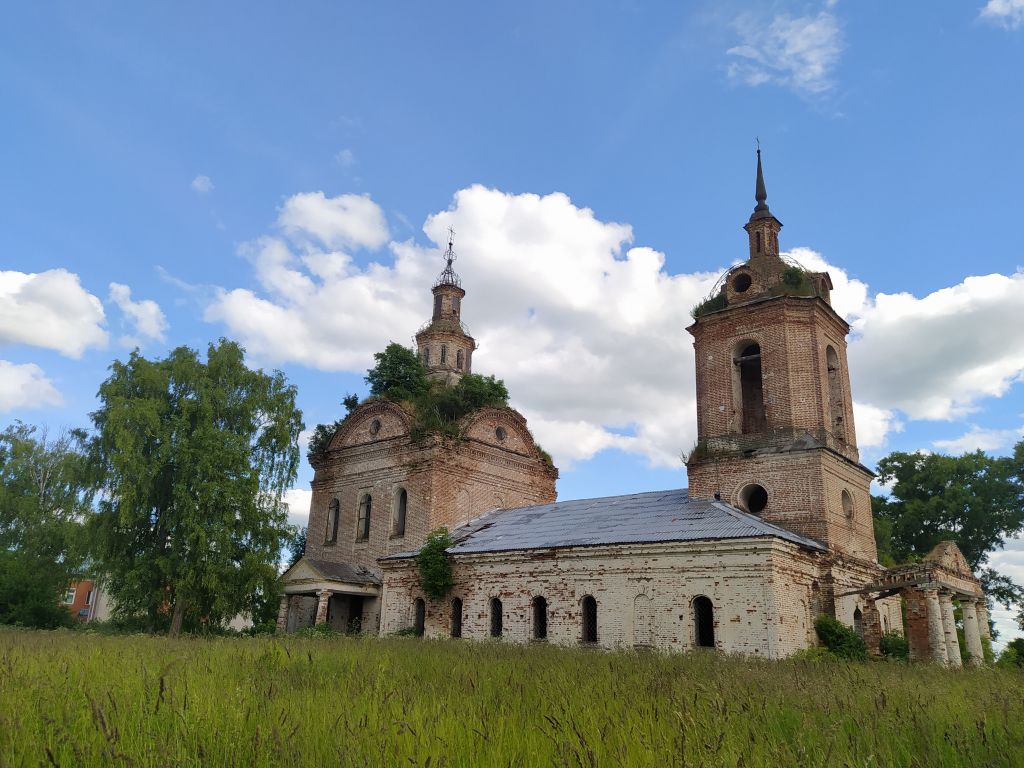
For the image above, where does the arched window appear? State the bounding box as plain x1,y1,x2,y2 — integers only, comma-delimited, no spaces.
356,494,371,540
841,489,855,520
440,345,447,365
450,598,463,638
413,598,425,637
452,296,461,316
734,342,766,434
325,498,339,544
756,230,763,253
456,350,464,370
826,346,846,441
882,614,890,634
489,598,503,637
693,596,715,648
433,294,442,318
853,607,864,638
423,347,430,366
393,488,407,537
581,596,597,643
532,596,548,640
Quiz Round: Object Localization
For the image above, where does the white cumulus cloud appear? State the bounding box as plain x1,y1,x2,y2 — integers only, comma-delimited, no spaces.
284,488,312,529
933,424,1024,454
108,283,168,345
335,149,356,168
727,11,843,94
277,192,389,251
206,184,1024,475
847,271,1024,421
0,269,107,358
980,0,1024,28
0,360,62,411
191,175,214,194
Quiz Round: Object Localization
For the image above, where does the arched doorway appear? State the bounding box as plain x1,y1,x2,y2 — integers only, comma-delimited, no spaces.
450,598,463,638
413,598,425,637
581,596,597,643
489,597,503,637
694,596,715,648
532,596,548,640
633,594,654,646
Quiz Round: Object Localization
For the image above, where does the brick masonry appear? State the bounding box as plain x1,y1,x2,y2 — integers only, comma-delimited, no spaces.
303,401,557,581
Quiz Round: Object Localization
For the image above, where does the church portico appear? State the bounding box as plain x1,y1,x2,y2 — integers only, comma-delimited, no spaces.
843,541,985,664
277,558,382,634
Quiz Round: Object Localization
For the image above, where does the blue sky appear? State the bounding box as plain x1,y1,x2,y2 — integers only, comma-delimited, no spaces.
3,1,1023,643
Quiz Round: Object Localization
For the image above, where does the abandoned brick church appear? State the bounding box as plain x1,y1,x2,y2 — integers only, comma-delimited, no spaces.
279,154,988,664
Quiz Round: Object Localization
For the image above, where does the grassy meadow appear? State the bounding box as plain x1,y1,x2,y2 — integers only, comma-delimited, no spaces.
1,628,1022,767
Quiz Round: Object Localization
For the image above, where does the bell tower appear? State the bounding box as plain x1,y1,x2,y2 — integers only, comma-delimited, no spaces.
415,228,477,385
686,150,877,562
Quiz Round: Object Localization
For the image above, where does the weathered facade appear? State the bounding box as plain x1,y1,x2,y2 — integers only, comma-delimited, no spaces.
281,153,986,663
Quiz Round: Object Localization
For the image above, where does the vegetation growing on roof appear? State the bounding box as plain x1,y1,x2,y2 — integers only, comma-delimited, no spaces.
308,343,514,455
416,528,454,599
690,291,727,319
771,265,816,296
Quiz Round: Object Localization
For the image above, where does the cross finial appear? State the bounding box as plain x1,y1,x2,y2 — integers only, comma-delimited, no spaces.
445,226,457,267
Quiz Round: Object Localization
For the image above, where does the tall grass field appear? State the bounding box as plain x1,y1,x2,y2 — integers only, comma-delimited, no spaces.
1,628,1021,767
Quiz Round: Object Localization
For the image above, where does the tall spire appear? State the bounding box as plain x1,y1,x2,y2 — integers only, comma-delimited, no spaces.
749,144,773,221
743,143,782,259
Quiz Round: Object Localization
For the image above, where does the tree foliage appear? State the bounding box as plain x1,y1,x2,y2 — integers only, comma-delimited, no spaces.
88,340,303,636
365,343,430,402
287,526,307,569
814,615,868,660
997,638,1024,668
416,528,454,600
872,443,1024,630
0,423,92,628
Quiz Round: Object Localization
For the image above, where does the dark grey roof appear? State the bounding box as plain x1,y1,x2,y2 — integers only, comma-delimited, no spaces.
383,489,825,560
304,558,381,586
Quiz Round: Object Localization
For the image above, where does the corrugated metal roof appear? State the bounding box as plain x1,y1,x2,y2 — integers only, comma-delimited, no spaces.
431,488,826,556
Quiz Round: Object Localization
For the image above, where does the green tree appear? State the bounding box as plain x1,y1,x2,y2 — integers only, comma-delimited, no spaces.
0,423,92,628
873,443,1024,630
997,638,1024,668
88,340,303,637
287,526,307,569
365,343,429,402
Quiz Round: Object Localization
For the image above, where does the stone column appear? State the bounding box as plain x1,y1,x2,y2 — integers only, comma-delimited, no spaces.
924,588,948,664
314,589,331,626
275,594,290,634
976,601,991,640
961,599,985,666
938,591,962,668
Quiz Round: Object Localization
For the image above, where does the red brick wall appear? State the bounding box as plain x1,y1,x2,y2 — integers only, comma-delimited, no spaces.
304,404,556,580
686,293,877,561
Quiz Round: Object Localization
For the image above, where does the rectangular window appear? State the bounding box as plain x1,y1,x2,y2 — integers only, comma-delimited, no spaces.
63,588,76,605
86,590,94,606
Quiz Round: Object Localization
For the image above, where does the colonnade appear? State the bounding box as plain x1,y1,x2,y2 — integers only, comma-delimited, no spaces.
922,587,986,666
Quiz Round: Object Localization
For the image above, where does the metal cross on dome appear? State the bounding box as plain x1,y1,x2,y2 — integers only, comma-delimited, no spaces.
434,225,462,288
445,226,457,267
